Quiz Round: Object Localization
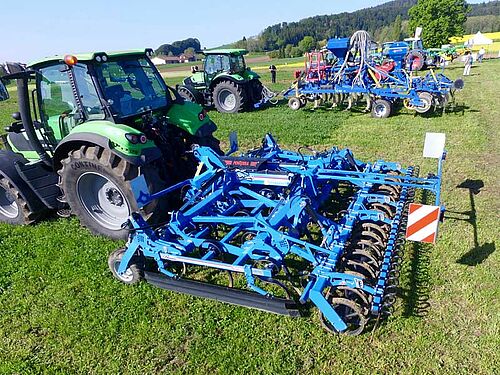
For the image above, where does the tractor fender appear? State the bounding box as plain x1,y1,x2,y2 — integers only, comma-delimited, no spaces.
209,74,248,90
53,132,162,170
0,150,47,213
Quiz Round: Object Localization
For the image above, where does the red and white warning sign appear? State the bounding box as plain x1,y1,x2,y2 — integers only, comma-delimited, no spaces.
405,203,441,244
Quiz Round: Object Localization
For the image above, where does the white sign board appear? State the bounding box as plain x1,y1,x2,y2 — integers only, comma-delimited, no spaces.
423,133,446,159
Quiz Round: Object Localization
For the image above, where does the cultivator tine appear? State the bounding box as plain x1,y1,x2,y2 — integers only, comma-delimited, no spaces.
110,134,446,336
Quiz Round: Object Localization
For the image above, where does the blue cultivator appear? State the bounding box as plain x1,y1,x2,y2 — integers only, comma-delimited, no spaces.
282,31,463,118
109,134,446,335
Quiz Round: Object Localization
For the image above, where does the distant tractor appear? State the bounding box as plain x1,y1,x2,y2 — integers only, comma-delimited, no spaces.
176,49,273,114
0,49,220,239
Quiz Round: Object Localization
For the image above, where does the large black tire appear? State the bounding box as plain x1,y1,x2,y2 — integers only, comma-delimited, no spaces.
212,81,246,113
405,50,425,71
57,145,162,240
0,175,39,225
371,99,392,118
177,86,197,103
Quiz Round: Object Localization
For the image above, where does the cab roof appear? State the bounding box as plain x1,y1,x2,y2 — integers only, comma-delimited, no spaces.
203,49,248,56
28,49,154,68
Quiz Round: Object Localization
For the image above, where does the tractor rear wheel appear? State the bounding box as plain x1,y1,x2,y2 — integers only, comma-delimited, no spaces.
0,175,38,225
212,81,246,113
58,145,161,240
371,99,392,118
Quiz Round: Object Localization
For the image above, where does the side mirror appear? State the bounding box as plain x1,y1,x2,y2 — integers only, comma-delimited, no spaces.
0,80,9,101
226,131,239,156
12,112,21,121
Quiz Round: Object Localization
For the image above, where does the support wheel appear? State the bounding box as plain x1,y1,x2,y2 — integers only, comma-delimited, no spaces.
371,99,392,118
0,175,39,225
213,81,246,113
108,248,143,284
414,92,433,114
288,97,302,110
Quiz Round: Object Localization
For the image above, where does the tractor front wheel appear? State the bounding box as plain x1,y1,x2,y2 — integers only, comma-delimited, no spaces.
177,86,197,103
212,81,246,113
0,176,38,225
58,145,159,240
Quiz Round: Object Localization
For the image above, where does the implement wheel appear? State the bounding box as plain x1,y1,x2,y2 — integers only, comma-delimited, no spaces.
108,248,143,285
414,92,433,114
213,80,246,113
288,97,302,111
371,99,392,118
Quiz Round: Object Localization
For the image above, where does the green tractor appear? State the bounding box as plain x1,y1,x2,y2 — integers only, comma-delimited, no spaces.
176,49,274,114
0,49,220,239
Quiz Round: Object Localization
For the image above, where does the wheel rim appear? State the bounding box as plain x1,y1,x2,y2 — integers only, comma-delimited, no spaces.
76,172,130,231
113,258,134,282
290,99,300,110
218,89,236,111
374,103,387,117
0,184,19,219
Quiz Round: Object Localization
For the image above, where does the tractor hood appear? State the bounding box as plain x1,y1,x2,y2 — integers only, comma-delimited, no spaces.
166,101,211,136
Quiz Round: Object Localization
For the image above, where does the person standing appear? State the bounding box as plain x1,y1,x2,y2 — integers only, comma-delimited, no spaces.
269,64,277,83
463,51,472,76
478,47,486,63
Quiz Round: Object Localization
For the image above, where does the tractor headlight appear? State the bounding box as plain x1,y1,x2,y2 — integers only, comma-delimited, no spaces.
95,56,102,62
198,110,207,121
125,133,148,144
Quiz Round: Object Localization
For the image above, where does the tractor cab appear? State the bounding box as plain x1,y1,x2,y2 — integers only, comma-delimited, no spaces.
0,49,220,239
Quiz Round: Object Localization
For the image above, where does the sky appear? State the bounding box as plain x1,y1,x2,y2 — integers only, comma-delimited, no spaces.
1,0,486,63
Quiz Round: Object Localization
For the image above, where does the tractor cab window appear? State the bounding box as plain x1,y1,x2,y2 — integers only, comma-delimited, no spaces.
39,64,79,139
40,64,78,118
72,64,105,120
94,57,168,118
230,55,246,72
204,55,231,74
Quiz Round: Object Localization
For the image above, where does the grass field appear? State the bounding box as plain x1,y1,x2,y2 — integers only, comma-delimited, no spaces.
0,59,499,374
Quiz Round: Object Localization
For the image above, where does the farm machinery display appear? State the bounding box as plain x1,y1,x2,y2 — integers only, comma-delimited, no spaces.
109,132,447,335
176,49,275,114
283,31,463,118
0,49,221,239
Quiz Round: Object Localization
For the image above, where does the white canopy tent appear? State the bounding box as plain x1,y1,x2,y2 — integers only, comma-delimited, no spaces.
466,31,493,47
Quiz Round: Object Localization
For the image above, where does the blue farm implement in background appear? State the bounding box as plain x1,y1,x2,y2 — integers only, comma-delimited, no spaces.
282,31,463,118
108,132,447,335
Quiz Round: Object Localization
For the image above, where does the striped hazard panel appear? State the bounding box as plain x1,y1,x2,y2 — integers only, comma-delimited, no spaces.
405,204,441,244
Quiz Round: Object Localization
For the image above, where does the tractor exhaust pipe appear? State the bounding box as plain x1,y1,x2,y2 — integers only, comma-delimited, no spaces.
16,76,52,167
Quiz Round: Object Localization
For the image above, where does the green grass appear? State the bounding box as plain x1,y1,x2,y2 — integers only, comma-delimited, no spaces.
0,60,499,374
